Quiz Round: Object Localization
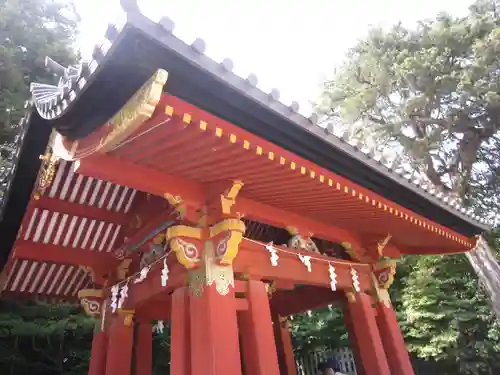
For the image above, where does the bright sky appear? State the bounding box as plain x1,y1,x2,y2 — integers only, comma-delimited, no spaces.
76,0,472,114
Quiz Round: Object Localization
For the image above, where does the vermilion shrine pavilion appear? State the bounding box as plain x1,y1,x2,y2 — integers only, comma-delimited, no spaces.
0,2,492,375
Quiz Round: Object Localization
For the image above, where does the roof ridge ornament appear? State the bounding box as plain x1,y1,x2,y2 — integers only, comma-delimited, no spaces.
30,57,88,117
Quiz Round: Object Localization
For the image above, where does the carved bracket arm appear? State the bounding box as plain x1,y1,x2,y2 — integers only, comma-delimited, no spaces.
165,225,203,268
78,289,104,317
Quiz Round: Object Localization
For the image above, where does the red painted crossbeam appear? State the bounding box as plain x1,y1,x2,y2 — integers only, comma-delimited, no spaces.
35,196,128,225
13,241,117,275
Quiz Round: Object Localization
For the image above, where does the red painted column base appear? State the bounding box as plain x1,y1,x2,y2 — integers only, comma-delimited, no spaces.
376,301,415,375
344,310,366,375
170,287,191,375
345,292,391,375
88,330,107,375
190,284,242,375
135,322,153,375
272,312,297,375
104,315,134,375
239,280,280,375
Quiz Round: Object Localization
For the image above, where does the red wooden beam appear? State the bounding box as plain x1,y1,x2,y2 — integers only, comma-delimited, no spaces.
235,239,372,291
74,155,362,246
13,240,117,274
236,198,361,246
136,297,172,321
123,253,186,309
35,196,129,225
74,156,205,206
270,286,344,316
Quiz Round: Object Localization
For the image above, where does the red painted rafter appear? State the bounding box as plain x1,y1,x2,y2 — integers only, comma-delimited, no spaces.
74,155,363,247
13,241,121,287
74,156,203,206
63,93,474,253
35,196,129,225
14,241,117,272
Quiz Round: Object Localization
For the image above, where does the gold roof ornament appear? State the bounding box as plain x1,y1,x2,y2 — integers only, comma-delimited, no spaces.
377,233,392,258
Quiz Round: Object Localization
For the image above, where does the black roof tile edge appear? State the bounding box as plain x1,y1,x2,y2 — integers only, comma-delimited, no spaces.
0,110,52,272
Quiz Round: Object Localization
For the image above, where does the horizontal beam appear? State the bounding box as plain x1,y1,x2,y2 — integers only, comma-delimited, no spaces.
35,196,128,225
74,155,362,246
13,241,117,273
74,155,204,206
235,239,372,291
271,286,344,316
236,198,361,246
122,253,186,309
135,297,172,322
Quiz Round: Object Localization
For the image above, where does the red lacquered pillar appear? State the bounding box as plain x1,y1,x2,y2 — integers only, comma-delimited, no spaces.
345,292,391,375
238,280,280,375
190,281,242,375
104,313,134,375
88,329,107,375
170,287,191,375
375,296,415,375
134,321,153,375
272,312,297,375
343,309,366,375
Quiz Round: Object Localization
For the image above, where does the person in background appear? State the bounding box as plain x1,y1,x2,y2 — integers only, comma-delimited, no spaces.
317,357,346,375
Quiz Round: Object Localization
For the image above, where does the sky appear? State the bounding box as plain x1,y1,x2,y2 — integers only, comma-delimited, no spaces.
75,0,473,115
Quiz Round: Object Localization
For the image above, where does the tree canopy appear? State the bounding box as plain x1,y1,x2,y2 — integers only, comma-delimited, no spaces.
0,299,94,375
315,0,500,215
311,1,500,374
0,0,79,143
0,1,84,373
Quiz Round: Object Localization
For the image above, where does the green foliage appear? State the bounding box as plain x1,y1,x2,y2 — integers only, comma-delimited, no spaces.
0,0,79,142
399,254,500,374
315,0,500,215
0,1,87,373
152,324,171,375
300,3,500,374
291,307,348,356
0,299,94,375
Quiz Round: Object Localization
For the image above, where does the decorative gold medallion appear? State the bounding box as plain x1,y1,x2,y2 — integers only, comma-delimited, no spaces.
209,218,246,265
373,259,397,289
189,240,235,297
37,149,59,189
78,289,104,317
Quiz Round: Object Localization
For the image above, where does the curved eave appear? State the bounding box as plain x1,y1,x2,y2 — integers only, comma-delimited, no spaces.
0,110,51,273
32,13,489,237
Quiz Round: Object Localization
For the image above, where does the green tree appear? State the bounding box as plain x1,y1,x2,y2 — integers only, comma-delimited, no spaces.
0,1,83,373
315,0,500,214
152,325,171,375
0,299,94,375
0,0,80,143
311,1,500,373
400,254,500,374
291,307,348,356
